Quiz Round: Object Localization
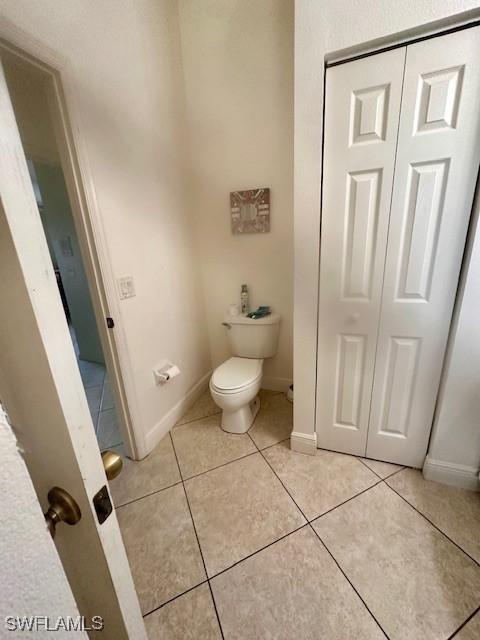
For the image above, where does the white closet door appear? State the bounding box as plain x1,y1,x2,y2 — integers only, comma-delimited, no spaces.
366,27,480,466
316,49,405,455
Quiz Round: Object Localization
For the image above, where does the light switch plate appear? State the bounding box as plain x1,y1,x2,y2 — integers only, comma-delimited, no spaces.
118,276,135,300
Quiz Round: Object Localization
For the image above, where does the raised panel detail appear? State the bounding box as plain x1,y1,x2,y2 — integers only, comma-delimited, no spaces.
334,335,366,429
350,84,390,145
396,160,449,301
342,169,382,300
378,337,421,437
414,66,464,133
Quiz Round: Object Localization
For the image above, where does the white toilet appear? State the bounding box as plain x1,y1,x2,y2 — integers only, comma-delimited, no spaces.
209,312,281,434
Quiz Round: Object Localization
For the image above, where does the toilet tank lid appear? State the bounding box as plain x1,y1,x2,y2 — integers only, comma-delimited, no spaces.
211,357,262,391
224,312,281,326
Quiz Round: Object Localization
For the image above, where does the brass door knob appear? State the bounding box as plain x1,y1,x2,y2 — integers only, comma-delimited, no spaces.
101,450,123,481
44,487,82,539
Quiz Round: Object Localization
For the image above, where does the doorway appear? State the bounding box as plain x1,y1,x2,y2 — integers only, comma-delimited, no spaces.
0,44,134,458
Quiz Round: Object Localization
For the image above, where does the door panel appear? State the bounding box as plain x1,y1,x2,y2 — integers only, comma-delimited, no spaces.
366,27,480,466
395,160,449,300
316,48,406,455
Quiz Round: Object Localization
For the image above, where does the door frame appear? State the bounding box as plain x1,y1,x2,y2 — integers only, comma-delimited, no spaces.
0,22,142,460
315,17,480,458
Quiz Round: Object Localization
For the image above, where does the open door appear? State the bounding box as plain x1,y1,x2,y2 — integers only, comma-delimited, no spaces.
0,57,146,638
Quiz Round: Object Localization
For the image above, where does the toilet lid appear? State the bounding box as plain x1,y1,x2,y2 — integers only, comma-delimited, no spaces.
211,357,262,391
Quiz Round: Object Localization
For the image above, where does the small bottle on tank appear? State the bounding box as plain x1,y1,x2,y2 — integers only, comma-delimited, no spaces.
240,284,250,315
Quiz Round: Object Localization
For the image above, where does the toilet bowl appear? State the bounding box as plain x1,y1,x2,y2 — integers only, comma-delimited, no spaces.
210,357,262,434
210,311,281,434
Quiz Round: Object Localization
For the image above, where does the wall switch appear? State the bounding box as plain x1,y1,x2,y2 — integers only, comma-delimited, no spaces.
118,276,135,300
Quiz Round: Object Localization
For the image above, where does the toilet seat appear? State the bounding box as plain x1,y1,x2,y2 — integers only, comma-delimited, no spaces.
211,357,262,393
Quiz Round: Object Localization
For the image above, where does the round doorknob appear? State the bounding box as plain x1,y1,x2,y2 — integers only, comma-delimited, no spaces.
101,450,123,481
44,487,82,539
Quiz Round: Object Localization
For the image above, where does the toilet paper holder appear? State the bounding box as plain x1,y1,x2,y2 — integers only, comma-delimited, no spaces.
153,360,181,385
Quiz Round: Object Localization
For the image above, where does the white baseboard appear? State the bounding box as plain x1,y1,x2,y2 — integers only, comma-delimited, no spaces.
423,456,479,491
144,370,212,454
290,430,317,456
262,376,293,393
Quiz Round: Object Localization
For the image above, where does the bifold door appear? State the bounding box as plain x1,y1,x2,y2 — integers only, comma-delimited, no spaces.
317,27,480,467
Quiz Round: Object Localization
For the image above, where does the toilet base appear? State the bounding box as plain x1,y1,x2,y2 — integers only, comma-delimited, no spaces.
221,395,260,434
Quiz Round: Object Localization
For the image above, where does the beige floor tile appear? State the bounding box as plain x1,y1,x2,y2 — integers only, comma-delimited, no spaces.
211,526,384,640
249,392,293,449
96,408,122,450
263,442,379,520
109,436,181,507
176,389,220,426
387,468,480,563
360,457,403,479
117,484,205,614
145,584,221,640
171,413,256,479
312,483,480,640
185,453,305,576
454,611,480,640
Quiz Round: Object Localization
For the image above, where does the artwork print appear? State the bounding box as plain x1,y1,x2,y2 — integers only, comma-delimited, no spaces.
230,188,270,234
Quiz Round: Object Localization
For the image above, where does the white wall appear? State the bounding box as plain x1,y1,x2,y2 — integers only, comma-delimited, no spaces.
178,0,294,390
1,0,211,456
425,191,480,488
293,0,480,454
0,406,85,637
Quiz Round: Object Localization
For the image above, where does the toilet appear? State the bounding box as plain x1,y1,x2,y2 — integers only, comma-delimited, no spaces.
210,312,281,434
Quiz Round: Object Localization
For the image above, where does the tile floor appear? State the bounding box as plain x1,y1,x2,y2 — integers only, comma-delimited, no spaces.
111,389,480,640
79,359,123,451
70,323,123,451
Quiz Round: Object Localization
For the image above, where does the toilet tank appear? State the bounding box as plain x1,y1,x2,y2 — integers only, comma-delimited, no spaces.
223,313,281,358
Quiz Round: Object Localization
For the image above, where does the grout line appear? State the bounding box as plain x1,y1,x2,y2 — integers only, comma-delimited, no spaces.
114,480,184,511
175,410,222,428
207,523,310,581
116,450,261,511
356,457,384,479
309,480,383,523
447,604,480,640
309,525,390,639
169,432,225,640
250,428,389,637
115,433,289,511
383,480,480,568
314,444,412,481
173,389,282,429
140,522,311,620
380,466,406,480
99,376,107,415
131,419,479,637
181,450,259,484
252,431,392,637
257,436,291,452
100,440,123,453
357,456,406,481
248,432,310,521
250,431,383,525
142,578,209,618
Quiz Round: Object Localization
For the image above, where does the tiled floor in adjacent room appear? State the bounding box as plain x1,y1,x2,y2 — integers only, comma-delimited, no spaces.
80,359,123,451
111,389,480,640
70,323,123,451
